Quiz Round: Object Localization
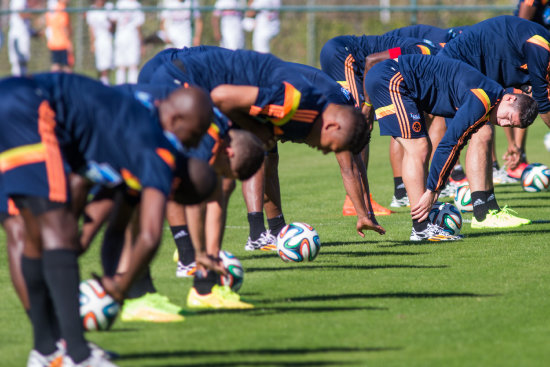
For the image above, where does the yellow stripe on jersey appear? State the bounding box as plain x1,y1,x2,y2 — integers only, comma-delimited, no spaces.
375,104,396,119
527,35,550,52
336,81,350,91
417,45,432,55
269,82,302,126
121,169,142,191
0,143,46,173
470,88,491,115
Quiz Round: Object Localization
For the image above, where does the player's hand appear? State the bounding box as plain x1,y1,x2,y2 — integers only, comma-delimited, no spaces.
93,273,124,304
503,144,521,170
196,253,228,276
356,216,386,237
411,190,437,222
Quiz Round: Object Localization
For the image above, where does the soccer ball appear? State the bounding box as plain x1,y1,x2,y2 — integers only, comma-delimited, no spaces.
276,222,321,262
454,184,473,212
521,163,550,192
79,279,119,331
428,202,462,235
544,132,550,152
219,250,244,292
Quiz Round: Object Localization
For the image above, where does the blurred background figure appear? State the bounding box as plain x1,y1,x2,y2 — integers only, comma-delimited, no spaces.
8,0,32,75
212,0,245,50
112,0,144,84
45,0,73,72
243,0,280,53
158,0,203,48
86,0,114,85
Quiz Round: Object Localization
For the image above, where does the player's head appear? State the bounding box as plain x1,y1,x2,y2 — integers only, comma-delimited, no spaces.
158,87,213,148
493,93,538,129
310,104,370,154
212,129,265,180
172,157,217,205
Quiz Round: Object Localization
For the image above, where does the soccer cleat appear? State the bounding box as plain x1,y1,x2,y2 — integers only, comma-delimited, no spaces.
342,194,393,216
27,348,64,367
62,353,118,367
506,162,529,179
56,341,118,362
187,285,254,309
390,194,410,208
439,181,458,198
492,167,519,185
176,261,197,278
244,230,277,251
120,293,185,322
410,223,463,242
471,207,530,229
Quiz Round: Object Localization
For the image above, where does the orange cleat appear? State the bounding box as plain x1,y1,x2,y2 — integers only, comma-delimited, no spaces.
506,162,528,179
342,194,393,216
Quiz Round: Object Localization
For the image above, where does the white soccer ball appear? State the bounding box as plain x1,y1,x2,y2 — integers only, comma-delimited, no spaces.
454,184,473,212
219,250,244,292
428,202,463,235
79,279,119,331
544,132,550,152
521,163,550,192
276,222,321,262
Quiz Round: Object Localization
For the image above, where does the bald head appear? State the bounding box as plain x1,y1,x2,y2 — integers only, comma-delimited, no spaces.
159,86,214,148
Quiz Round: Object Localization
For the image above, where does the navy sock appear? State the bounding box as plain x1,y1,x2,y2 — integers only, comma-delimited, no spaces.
412,219,429,232
267,214,286,236
485,189,500,212
101,228,125,277
471,191,489,221
42,250,90,363
126,267,157,299
170,225,195,265
394,177,407,199
193,270,218,295
21,256,58,356
247,212,265,241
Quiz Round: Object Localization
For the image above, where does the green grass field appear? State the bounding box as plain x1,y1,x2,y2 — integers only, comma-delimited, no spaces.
1,121,550,366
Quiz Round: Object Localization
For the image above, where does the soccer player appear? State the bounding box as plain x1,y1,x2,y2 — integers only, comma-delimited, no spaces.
364,54,538,240
243,0,281,53
86,0,115,85
438,15,549,228
383,24,468,48
0,73,214,365
111,0,144,84
515,0,550,29
320,34,437,213
158,0,203,48
212,0,245,50
8,0,32,76
240,62,385,253
45,0,73,72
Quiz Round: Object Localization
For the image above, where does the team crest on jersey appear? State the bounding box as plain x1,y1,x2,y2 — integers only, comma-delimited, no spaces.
133,91,155,111
409,112,421,120
340,87,351,101
412,121,422,133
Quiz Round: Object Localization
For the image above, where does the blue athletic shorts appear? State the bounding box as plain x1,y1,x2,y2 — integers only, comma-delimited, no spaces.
364,59,428,139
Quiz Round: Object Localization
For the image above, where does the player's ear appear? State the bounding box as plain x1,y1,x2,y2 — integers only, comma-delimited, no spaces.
225,146,235,158
503,94,517,103
323,120,341,131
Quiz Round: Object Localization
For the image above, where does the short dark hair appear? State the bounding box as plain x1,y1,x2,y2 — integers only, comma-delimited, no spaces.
345,108,371,154
511,93,538,128
229,129,265,180
172,158,217,204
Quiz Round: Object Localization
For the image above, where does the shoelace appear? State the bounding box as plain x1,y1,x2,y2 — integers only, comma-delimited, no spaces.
216,285,240,301
496,205,519,218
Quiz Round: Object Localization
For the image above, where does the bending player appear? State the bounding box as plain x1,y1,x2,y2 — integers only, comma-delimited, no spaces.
0,74,214,365
364,54,537,241
320,34,438,213
437,15,549,228
138,46,383,242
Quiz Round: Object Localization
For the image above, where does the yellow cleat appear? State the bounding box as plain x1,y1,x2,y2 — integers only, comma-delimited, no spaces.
121,293,185,322
471,207,530,229
187,285,254,309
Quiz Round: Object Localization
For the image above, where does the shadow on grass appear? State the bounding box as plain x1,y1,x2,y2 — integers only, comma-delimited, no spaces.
321,241,378,247
255,291,497,304
138,361,359,367
325,250,428,257
119,346,400,362
246,264,447,273
464,228,550,238
189,305,387,316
